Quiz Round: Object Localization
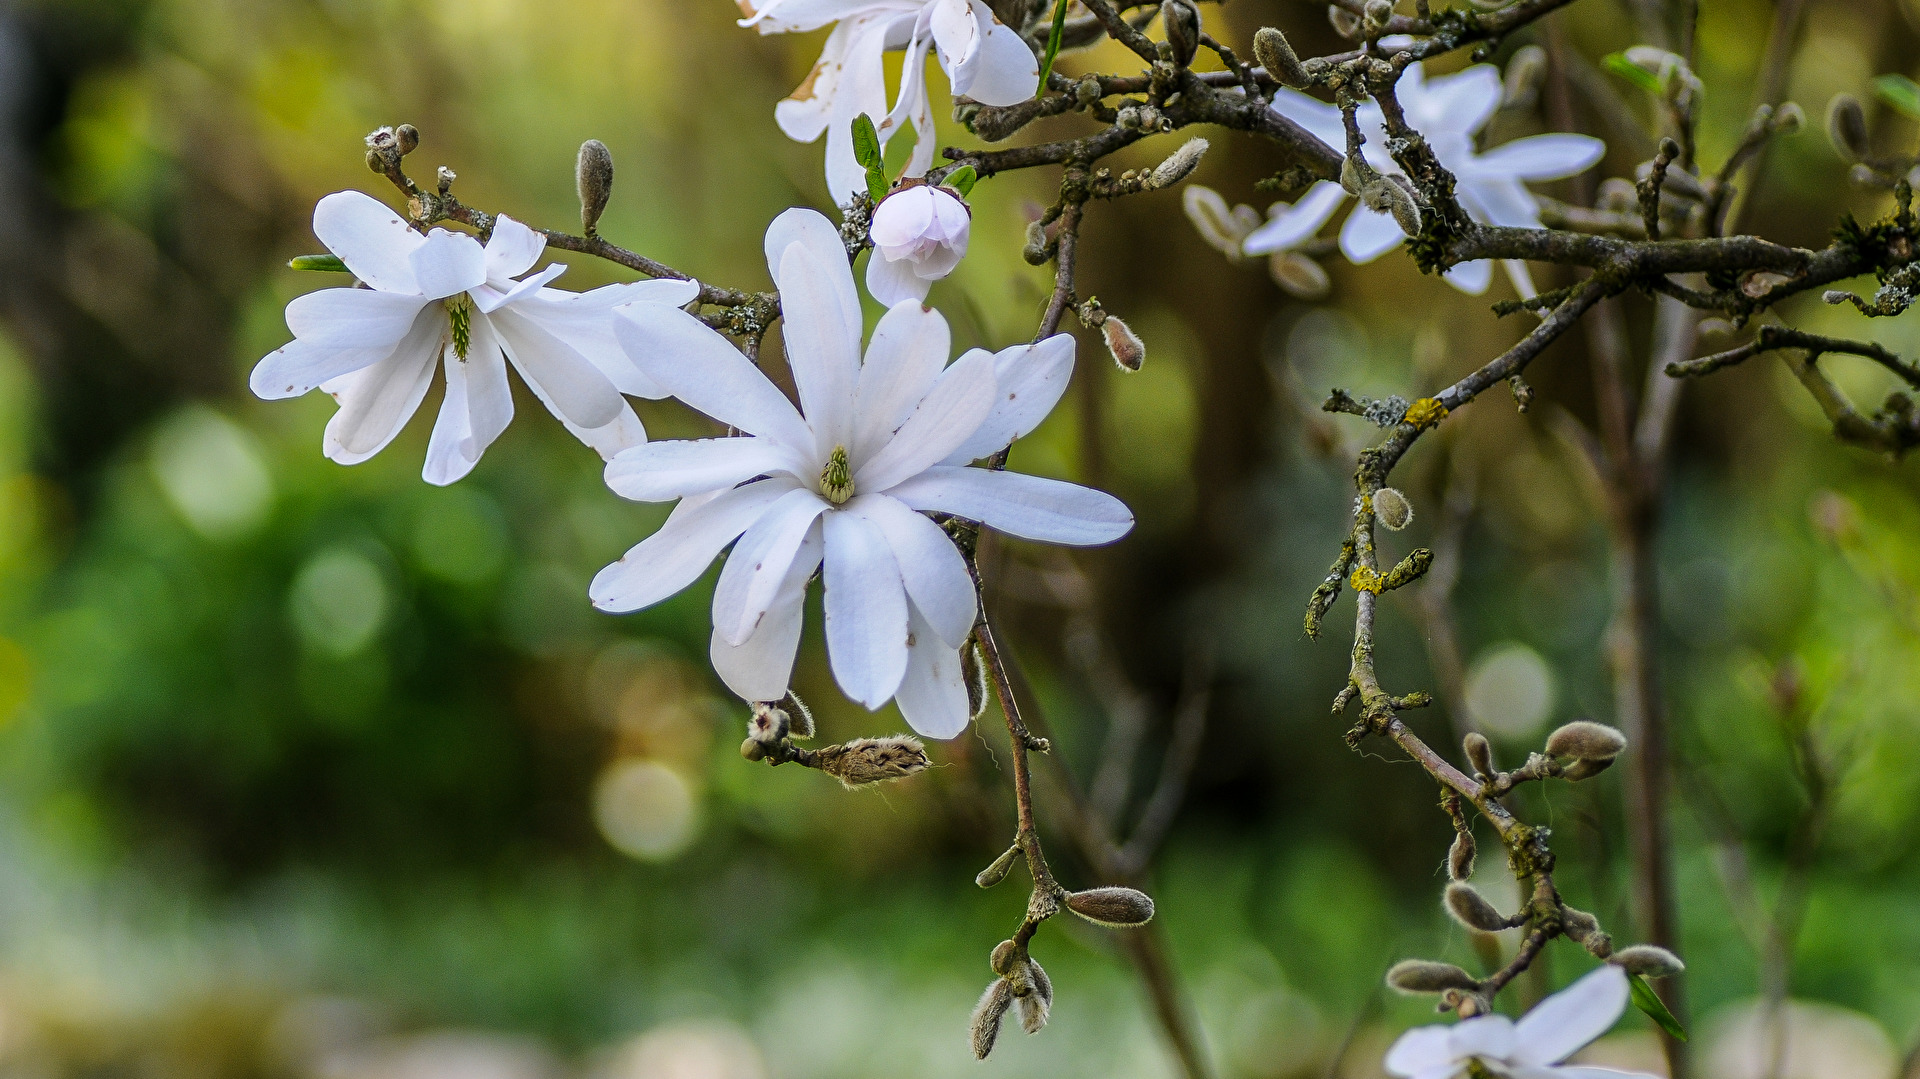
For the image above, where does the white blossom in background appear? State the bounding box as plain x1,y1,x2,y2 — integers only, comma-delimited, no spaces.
253,191,699,485
1385,965,1657,1079
867,181,971,306
592,208,1131,737
739,0,1038,199
1182,185,1265,262
1268,61,1605,296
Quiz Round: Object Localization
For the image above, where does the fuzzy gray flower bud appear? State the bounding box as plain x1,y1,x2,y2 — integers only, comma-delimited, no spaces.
1161,0,1200,68
817,736,930,788
1612,944,1686,978
970,979,1013,1058
977,845,1020,889
1103,317,1146,372
1773,101,1804,134
577,139,615,235
1448,830,1476,881
1386,959,1479,994
1066,886,1156,927
1016,958,1053,1033
1464,732,1495,778
1269,252,1331,299
1444,883,1511,933
1561,906,1600,942
1373,488,1413,531
1363,0,1394,32
1561,756,1616,782
1502,45,1546,109
1151,138,1209,189
990,939,1019,976
1826,94,1869,163
395,124,420,155
1327,4,1361,38
1545,720,1627,761
1253,27,1311,89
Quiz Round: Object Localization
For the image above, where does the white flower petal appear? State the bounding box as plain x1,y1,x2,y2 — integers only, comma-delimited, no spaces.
285,287,431,348
952,0,1036,107
928,0,979,73
820,14,904,198
896,604,971,739
886,466,1134,546
712,487,830,646
589,478,798,613
774,17,860,142
614,304,813,454
1447,1015,1517,1061
484,213,548,285
312,190,424,294
871,186,936,248
459,314,517,464
822,508,911,709
1267,87,1348,148
1503,260,1538,301
321,322,444,465
711,523,823,702
866,247,934,308
942,334,1073,465
1242,181,1346,256
253,296,437,401
744,0,903,34
1460,178,1543,230
1442,258,1494,295
1510,965,1630,1067
423,345,477,487
855,345,995,492
779,239,864,453
1416,64,1501,136
605,437,800,503
562,401,649,464
1382,1026,1458,1077
1471,134,1606,181
1340,204,1407,263
472,262,566,314
490,306,624,430
854,300,951,462
408,228,489,301
525,279,698,399
852,493,975,647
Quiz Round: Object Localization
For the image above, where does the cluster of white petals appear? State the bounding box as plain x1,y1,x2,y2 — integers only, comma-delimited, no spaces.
740,0,1038,198
591,209,1131,737
1386,965,1656,1079
1252,61,1605,296
866,182,971,306
251,191,696,485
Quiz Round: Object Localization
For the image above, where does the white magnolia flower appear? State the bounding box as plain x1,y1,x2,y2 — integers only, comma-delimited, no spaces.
1268,61,1605,296
253,191,699,485
740,0,1038,199
1386,965,1657,1079
592,208,1131,737
867,182,971,306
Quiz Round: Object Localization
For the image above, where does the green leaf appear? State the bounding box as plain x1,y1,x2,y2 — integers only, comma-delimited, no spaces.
1629,974,1689,1042
289,254,350,272
851,113,884,171
1036,0,1071,95
1602,52,1664,96
944,165,978,199
1874,74,1920,120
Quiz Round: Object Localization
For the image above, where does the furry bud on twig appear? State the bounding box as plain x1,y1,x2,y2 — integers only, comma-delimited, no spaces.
977,845,1020,888
1826,94,1869,163
989,939,1019,976
1448,830,1476,881
1545,720,1627,762
1015,958,1053,1033
1151,138,1209,189
1253,28,1311,89
816,736,929,788
1387,959,1480,994
1327,4,1361,39
1373,488,1413,531
1560,756,1616,782
1269,252,1330,299
577,139,615,235
1502,45,1546,109
1160,0,1200,68
1363,0,1394,33
1612,944,1686,978
1561,906,1600,942
747,702,790,745
394,124,420,155
1444,883,1511,933
1463,732,1495,778
1066,886,1156,927
1103,317,1145,371
1773,101,1805,134
970,979,1013,1059
1358,174,1422,237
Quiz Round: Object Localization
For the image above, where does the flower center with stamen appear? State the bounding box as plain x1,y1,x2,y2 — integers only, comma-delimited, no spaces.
446,293,473,361
820,444,853,504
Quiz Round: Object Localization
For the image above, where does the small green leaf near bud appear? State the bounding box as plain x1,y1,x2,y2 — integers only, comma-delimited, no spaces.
1444,883,1511,933
1874,73,1920,120
1036,0,1071,94
289,254,350,272
1613,944,1686,978
1602,51,1665,95
1464,732,1495,778
1826,95,1870,162
944,164,978,199
1066,886,1156,927
1253,27,1311,89
970,978,1013,1059
576,139,615,235
977,845,1020,889
1448,830,1476,881
1629,973,1689,1041
1546,720,1628,761
1386,959,1480,994
851,113,884,171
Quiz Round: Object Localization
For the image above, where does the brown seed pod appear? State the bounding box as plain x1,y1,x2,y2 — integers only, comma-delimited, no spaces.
1065,886,1156,927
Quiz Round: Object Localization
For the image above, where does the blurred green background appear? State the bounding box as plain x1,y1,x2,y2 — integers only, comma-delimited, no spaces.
1,0,1919,1075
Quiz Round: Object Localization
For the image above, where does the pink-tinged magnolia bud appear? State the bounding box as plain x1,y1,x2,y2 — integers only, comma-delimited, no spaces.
866,183,971,307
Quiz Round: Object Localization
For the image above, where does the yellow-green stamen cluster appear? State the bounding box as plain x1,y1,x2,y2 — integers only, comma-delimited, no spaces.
447,293,473,360
821,444,853,504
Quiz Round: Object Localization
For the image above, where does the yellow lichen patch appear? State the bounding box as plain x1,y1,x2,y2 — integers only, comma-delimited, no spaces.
1404,397,1449,429
1350,566,1386,594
